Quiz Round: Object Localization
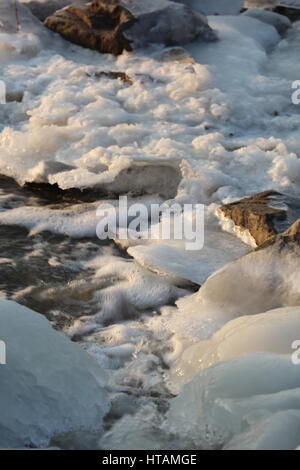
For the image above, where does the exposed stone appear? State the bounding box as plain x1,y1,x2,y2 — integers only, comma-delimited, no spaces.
44,0,217,55
86,70,133,85
44,1,134,55
258,217,300,250
220,190,300,246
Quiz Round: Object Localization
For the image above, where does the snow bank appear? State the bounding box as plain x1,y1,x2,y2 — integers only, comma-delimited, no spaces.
0,300,109,448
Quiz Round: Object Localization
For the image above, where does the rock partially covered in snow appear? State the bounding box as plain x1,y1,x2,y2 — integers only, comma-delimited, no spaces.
120,0,217,48
0,300,109,448
44,0,217,55
219,190,300,246
243,8,291,34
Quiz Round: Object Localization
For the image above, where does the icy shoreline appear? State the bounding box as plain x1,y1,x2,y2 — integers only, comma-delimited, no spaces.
1,0,300,450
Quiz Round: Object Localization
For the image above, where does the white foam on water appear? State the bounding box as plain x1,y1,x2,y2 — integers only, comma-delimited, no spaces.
0,11,299,201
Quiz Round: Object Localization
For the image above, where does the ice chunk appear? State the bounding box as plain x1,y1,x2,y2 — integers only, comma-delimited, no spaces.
127,211,248,285
225,410,300,450
167,353,300,449
101,353,300,450
170,222,300,347
0,300,109,448
171,307,300,385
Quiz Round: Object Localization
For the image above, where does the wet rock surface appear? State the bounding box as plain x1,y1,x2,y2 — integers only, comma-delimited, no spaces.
220,190,300,246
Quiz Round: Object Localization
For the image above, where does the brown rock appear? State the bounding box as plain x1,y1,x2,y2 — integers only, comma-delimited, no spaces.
44,0,217,55
257,217,300,251
220,190,300,246
86,70,133,85
44,1,134,55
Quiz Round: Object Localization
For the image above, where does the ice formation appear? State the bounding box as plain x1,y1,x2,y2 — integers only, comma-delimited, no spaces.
243,7,292,34
171,307,300,385
1,0,300,451
167,353,300,449
0,300,109,448
101,352,300,450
